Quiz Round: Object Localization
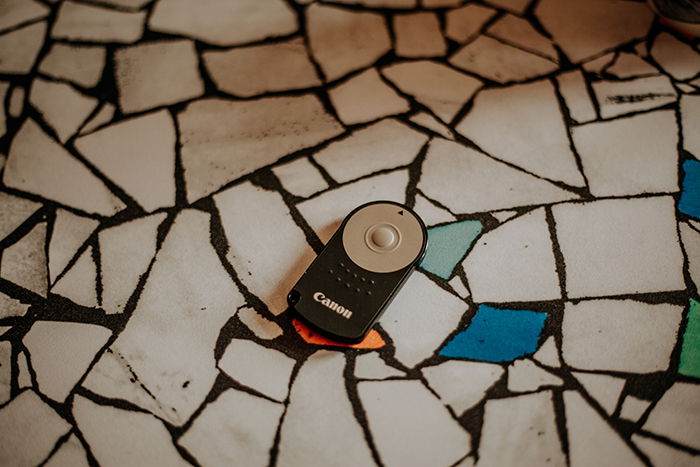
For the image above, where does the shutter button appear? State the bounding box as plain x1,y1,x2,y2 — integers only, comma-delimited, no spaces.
365,223,400,252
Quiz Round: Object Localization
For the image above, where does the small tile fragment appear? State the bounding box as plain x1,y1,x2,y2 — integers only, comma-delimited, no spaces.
681,94,700,159
490,210,519,223
23,321,111,402
439,305,547,363
44,434,89,467
306,4,391,81
633,434,699,467
0,0,49,32
0,292,29,319
313,119,426,183
507,359,562,392
329,68,410,125
0,341,9,404
1,222,47,297
0,22,46,74
679,298,700,379
292,319,386,349
8,85,24,117
680,224,700,291
51,246,98,308
532,336,561,368
487,13,557,60
272,158,329,198
218,339,295,402
393,12,446,58
484,0,531,14
420,220,482,279
354,352,404,379
583,52,616,73
555,69,597,124
30,78,98,143
0,191,41,241
445,4,496,44
412,193,456,226
237,307,284,340
593,75,676,119
605,52,658,79
39,44,106,89
651,32,700,81
115,40,204,114
79,102,115,135
422,360,503,415
359,380,470,467
448,276,470,299
48,209,99,285
620,396,650,422
179,389,284,467
52,1,145,43
408,112,455,139
17,351,31,389
573,372,625,415
643,382,700,450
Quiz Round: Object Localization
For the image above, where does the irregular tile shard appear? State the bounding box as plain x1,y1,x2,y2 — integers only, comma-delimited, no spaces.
448,276,470,299
605,52,658,79
553,197,686,298
0,22,46,74
17,351,31,389
52,1,145,43
421,220,482,279
83,210,245,426
445,4,497,44
44,434,89,467
29,78,98,143
680,159,700,220
237,307,284,340
382,61,482,123
48,209,99,286
0,0,48,32
8,85,23,117
0,341,9,404
381,272,467,367
464,208,560,303
573,372,625,415
39,44,106,89
0,292,29,319
457,80,585,188
51,246,98,308
73,395,190,467
328,68,410,125
536,0,653,63
306,4,391,81
533,336,561,368
273,158,329,198
679,298,700,379
440,305,547,363
422,360,503,415
644,382,700,450
215,182,315,316
354,352,404,379
292,319,386,349
593,75,676,119
179,389,284,467
583,52,617,73
115,40,204,114
681,94,700,158
409,112,455,139
507,359,562,392
487,13,557,60
620,396,650,422
0,192,41,241
23,321,111,402
75,110,176,212
277,351,375,466
359,380,470,467
479,391,565,466
203,38,320,98
412,194,456,226
180,95,343,203
555,69,597,124
393,12,446,58
573,110,679,197
562,300,683,373
99,213,165,315
418,139,578,214
150,0,298,47
651,32,700,81
633,434,700,467
0,390,71,466
79,103,115,135
5,119,125,216
313,119,426,183
1,221,47,296
450,36,558,84
485,0,531,14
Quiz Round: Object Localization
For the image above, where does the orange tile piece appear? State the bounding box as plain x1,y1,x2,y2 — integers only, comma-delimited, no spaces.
292,319,386,349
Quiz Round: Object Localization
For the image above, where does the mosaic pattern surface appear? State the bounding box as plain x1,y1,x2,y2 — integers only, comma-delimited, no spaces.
0,0,699,465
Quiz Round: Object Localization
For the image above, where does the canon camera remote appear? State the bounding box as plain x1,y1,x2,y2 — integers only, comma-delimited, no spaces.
288,201,428,343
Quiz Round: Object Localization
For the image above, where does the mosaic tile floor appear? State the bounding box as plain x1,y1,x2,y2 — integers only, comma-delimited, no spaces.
0,0,699,465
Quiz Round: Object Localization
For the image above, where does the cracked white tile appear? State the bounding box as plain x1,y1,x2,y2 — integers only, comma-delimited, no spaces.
39,44,106,89
643,382,700,450
619,396,650,423
272,158,329,198
555,69,597,124
573,372,625,415
51,245,98,308
237,307,284,340
445,4,497,44
532,336,561,368
48,209,99,285
422,360,503,415
651,32,700,81
605,52,658,79
79,102,115,135
487,13,557,61
0,191,41,241
0,22,46,74
51,1,145,43
507,359,562,392
44,434,89,467
593,74,676,120
30,78,98,143
0,0,49,32
412,193,456,226
1,221,47,297
354,353,405,380
393,12,446,58
408,112,455,139
681,94,700,159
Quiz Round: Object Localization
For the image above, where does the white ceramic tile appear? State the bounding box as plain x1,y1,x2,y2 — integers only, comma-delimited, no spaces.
354,352,405,379
422,360,503,415
507,359,562,392
535,0,653,63
334,0,416,7
328,68,410,125
179,95,343,203
643,382,700,450
484,0,531,14
48,209,99,285
573,372,625,415
23,321,110,402
0,191,41,241
17,351,31,389
306,4,391,81
72,395,190,467
393,12,446,58
5,119,125,216
218,339,295,402
445,4,497,44
564,391,645,467
408,112,455,139
412,193,456,226
0,22,46,74
115,40,203,114
532,336,561,368
150,0,297,47
359,380,470,467
39,44,106,89
44,434,89,467
450,36,558,84
680,223,700,290
479,391,565,466
380,272,466,368
651,32,700,81
681,94,700,158
0,390,71,466
0,341,9,404
203,38,320,98
633,434,699,467
179,389,284,467
464,208,560,303
0,0,49,32
382,60,482,123
314,119,426,182
448,275,470,299
277,351,375,466
1,221,47,297
51,1,145,43
562,300,683,373
215,182,315,316
30,78,98,143
573,110,679,197
419,139,578,214
552,197,686,298
79,102,115,135
273,158,329,198
491,209,519,223
51,246,98,308
605,52,658,79
8,85,24,117
487,13,557,60
593,75,676,119
297,170,408,243
555,69,597,124
99,213,165,315
619,396,650,422
83,210,245,426
0,292,29,319
457,80,585,188
236,307,284,340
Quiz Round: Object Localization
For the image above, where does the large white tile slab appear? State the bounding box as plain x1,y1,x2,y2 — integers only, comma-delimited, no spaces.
593,75,676,119
681,94,700,158
651,32,700,81
1,221,47,297
572,372,625,415
487,13,557,60
48,209,99,285
51,245,98,308
44,434,89,467
30,78,98,143
555,69,597,124
39,44,106,89
445,4,496,44
422,360,503,415
643,382,700,450
272,158,329,198
0,22,46,74
0,192,41,241
393,12,446,58
237,307,284,340
0,0,48,32
52,1,145,43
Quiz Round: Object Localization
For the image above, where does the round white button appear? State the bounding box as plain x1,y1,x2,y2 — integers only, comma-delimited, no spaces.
365,223,401,253
371,227,395,248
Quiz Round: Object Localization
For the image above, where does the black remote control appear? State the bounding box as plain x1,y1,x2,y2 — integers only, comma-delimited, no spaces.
288,201,428,343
